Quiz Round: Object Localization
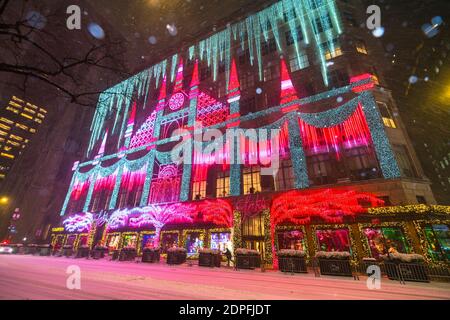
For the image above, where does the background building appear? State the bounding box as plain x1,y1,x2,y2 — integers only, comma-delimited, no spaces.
44,0,449,265
0,96,47,181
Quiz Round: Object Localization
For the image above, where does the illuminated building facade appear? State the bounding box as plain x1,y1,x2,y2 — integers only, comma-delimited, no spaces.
0,96,46,181
51,0,449,266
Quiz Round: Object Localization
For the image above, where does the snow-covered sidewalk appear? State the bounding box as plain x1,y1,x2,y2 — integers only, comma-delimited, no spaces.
0,255,449,300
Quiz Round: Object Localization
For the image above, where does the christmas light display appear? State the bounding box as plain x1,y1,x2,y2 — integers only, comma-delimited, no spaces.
86,0,343,156
63,213,93,233
198,199,233,227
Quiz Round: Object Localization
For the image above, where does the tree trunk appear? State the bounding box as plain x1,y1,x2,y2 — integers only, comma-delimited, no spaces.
154,227,162,248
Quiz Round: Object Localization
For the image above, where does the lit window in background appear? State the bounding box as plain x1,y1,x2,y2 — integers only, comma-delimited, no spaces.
0,117,14,125
355,40,368,54
20,113,33,120
24,107,36,114
0,123,11,131
0,152,14,159
9,101,22,109
29,128,36,133
6,106,19,114
9,134,24,142
15,123,29,131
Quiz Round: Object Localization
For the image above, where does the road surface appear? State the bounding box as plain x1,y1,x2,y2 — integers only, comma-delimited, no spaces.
0,255,449,300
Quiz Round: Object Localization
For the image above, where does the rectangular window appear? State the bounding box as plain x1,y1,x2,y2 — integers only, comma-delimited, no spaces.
363,227,410,258
243,166,261,195
261,37,277,56
274,160,294,191
289,53,309,72
377,102,397,128
277,230,305,251
393,145,416,178
323,40,343,60
424,224,450,262
216,172,230,198
316,228,351,252
285,26,304,46
192,180,206,200
314,14,333,34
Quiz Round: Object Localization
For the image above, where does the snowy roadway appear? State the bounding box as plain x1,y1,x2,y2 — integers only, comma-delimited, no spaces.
0,255,449,300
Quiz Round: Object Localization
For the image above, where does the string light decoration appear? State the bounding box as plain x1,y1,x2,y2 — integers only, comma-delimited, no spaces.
198,199,233,227
271,189,384,226
61,72,401,217
129,110,157,149
107,203,196,247
86,0,343,156
149,164,181,204
196,93,229,127
63,213,93,233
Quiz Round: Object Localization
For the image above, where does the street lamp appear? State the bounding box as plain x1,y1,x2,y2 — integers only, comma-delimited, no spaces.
0,196,9,205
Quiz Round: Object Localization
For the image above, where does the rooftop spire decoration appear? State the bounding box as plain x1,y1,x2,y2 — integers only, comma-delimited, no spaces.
279,57,300,110
173,57,184,93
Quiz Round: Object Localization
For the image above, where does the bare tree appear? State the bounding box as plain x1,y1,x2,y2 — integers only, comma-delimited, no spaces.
0,0,131,107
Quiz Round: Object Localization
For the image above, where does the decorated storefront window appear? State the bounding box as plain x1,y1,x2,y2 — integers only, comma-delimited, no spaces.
185,232,204,254
78,235,88,247
107,234,120,250
424,224,450,262
66,235,77,246
161,233,179,253
210,232,231,252
122,234,138,248
363,227,409,258
142,234,156,249
316,228,351,252
277,230,305,251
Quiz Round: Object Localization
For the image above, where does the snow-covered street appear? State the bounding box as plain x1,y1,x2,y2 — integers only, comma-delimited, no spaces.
0,255,449,300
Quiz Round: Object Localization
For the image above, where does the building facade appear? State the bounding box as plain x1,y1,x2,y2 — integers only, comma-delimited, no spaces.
0,96,47,181
51,0,449,265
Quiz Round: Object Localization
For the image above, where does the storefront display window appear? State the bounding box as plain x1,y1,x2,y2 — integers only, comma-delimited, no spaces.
122,234,137,248
107,234,120,250
316,228,351,252
277,230,305,251
185,232,204,254
142,234,156,249
363,227,409,258
424,224,450,262
210,232,232,252
161,233,179,253
78,235,88,247
66,235,77,246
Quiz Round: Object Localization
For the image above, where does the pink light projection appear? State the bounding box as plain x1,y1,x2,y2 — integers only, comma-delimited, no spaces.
63,213,93,233
120,165,147,194
196,92,229,127
149,164,181,204
298,104,372,158
129,110,157,149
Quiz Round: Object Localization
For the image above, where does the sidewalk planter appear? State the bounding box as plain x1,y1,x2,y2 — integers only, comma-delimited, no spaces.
198,249,221,268
27,244,38,255
91,246,108,259
316,251,352,277
235,249,261,270
381,253,429,282
119,247,137,261
277,250,307,273
167,248,187,265
142,247,160,263
62,245,74,257
38,244,51,256
76,245,90,258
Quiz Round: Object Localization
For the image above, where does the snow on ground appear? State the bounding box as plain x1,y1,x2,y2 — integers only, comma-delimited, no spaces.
0,255,449,300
